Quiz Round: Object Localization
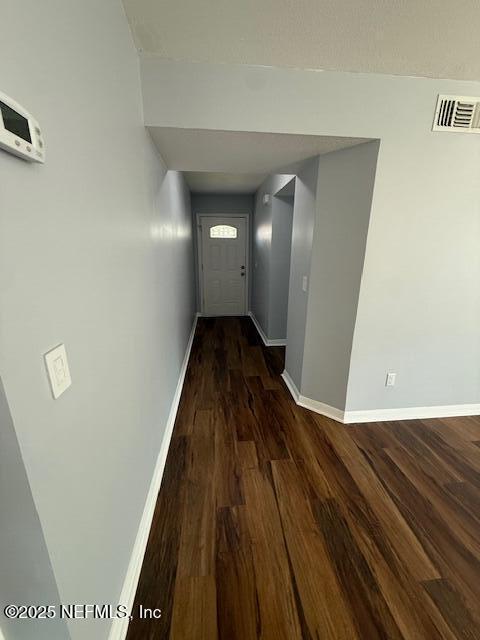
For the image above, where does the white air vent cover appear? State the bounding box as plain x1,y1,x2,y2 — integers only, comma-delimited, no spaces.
433,95,480,133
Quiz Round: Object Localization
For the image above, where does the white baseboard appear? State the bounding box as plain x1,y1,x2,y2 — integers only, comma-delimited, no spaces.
197,312,249,318
108,313,198,640
298,396,345,423
281,370,300,401
343,403,480,424
248,312,287,347
281,369,480,425
282,370,345,422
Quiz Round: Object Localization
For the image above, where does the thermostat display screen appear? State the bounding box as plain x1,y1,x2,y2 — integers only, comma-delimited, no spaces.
0,100,31,143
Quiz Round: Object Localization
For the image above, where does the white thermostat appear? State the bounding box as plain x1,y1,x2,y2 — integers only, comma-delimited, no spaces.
0,91,45,162
44,344,71,399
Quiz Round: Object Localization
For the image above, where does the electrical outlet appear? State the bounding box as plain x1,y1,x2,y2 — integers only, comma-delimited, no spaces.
44,344,72,399
385,372,396,387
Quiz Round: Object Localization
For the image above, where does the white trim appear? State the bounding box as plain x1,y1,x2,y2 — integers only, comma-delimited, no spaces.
298,396,345,423
280,372,480,425
343,403,480,424
249,312,287,346
197,311,249,318
282,370,345,422
281,370,300,401
108,313,199,640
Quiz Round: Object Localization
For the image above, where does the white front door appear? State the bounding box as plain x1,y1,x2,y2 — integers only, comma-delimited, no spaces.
200,216,247,316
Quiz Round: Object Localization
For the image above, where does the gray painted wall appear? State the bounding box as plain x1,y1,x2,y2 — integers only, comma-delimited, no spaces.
252,176,294,340
0,3,194,639
284,159,320,389
252,186,272,334
191,193,254,215
141,58,480,411
0,378,69,640
302,142,380,409
269,195,294,340
191,194,254,312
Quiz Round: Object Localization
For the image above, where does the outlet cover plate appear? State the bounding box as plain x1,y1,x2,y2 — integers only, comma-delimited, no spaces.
385,372,396,387
44,344,72,399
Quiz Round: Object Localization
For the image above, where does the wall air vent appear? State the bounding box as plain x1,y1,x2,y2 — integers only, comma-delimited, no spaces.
433,95,480,133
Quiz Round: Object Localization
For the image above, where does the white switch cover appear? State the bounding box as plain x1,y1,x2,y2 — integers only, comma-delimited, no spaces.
385,372,396,387
302,275,308,292
44,344,72,399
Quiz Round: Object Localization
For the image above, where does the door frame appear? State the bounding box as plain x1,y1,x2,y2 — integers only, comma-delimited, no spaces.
195,213,250,316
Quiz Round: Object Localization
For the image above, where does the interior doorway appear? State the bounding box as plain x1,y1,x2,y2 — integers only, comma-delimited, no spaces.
197,214,248,316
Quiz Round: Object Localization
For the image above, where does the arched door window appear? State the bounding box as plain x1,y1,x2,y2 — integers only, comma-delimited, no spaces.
209,224,237,239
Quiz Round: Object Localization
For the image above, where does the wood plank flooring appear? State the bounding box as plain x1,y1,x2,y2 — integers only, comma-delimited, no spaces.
126,317,480,640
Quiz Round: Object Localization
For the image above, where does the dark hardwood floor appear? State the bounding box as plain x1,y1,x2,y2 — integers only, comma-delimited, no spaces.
126,317,480,640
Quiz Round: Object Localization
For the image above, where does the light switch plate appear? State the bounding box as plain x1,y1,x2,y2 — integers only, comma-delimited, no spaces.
302,275,308,292
44,344,72,399
385,372,396,387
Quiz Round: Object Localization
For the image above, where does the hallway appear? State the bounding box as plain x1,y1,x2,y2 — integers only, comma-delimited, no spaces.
127,317,480,640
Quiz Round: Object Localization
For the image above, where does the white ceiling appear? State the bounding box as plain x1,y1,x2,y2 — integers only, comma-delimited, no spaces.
148,127,369,193
123,0,480,81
